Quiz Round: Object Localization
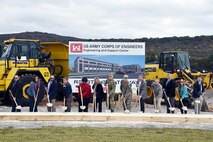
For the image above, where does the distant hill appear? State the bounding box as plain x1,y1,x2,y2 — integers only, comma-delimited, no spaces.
0,31,213,71
0,31,84,44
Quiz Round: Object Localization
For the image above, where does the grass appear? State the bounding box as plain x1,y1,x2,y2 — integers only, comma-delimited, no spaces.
0,127,212,142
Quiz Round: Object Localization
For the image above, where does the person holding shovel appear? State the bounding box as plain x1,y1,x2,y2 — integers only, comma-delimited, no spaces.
105,74,116,112
164,73,176,114
9,75,22,112
178,79,190,114
47,75,58,112
63,77,72,112
27,76,40,112
120,75,132,113
78,77,92,112
136,75,143,107
151,79,163,113
192,77,205,114
92,77,104,112
139,74,147,113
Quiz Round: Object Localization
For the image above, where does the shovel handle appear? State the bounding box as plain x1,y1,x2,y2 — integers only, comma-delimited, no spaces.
9,90,19,107
79,86,85,108
33,91,39,112
163,90,172,108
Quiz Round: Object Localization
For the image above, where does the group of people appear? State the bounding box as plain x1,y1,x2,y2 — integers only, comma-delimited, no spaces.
149,74,204,114
8,73,205,114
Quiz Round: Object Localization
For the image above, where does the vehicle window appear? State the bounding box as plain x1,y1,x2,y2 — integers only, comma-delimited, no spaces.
19,44,28,59
29,42,38,58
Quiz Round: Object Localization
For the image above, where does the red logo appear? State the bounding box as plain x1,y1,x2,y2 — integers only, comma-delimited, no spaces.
70,43,83,53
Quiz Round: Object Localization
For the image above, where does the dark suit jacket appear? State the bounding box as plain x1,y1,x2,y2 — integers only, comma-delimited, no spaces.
48,79,58,100
92,83,104,99
139,79,147,100
9,79,22,104
63,82,72,99
164,79,175,97
192,81,204,98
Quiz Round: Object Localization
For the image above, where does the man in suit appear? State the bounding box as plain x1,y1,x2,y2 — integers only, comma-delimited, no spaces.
193,77,205,114
9,75,22,112
164,73,176,113
47,75,58,112
63,77,72,112
139,74,147,113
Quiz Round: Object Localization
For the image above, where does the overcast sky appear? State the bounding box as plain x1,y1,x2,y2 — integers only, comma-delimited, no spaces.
0,0,213,39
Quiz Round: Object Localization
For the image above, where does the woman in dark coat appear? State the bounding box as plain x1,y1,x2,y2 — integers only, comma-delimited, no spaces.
92,77,104,112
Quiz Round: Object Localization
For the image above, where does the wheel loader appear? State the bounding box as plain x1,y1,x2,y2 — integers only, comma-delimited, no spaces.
145,51,213,111
0,39,68,105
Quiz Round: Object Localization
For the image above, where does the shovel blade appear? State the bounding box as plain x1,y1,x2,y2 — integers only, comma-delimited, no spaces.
124,110,130,113
182,106,188,111
16,106,22,110
80,106,86,110
47,103,53,107
61,106,67,111
105,109,111,113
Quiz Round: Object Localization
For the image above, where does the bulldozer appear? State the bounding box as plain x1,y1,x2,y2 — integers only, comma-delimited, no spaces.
0,38,68,105
145,51,213,110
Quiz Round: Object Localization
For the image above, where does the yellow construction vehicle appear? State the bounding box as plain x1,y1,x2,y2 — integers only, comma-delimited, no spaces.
0,39,68,105
145,51,213,109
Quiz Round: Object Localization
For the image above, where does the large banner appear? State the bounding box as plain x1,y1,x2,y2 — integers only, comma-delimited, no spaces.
68,41,145,93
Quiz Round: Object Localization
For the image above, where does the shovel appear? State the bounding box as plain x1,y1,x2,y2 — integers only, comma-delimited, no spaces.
79,86,86,110
9,90,22,111
163,90,175,113
45,88,53,111
123,96,130,114
61,97,67,111
176,89,188,112
93,95,97,112
33,89,39,112
47,95,53,107
105,84,111,113
138,96,143,113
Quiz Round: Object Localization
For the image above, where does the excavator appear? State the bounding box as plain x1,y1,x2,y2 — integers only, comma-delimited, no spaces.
145,51,213,110
0,39,68,105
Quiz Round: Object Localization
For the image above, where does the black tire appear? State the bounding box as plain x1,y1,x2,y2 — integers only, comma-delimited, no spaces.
20,74,45,106
0,92,11,106
145,80,154,104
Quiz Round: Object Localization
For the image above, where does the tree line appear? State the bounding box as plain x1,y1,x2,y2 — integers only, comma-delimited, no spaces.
0,32,213,72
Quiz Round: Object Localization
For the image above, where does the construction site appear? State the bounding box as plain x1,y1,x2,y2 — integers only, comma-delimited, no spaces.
0,37,212,141
1,0,213,142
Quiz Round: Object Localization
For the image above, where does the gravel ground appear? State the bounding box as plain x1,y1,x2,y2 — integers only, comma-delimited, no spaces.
0,102,213,130
0,100,212,114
